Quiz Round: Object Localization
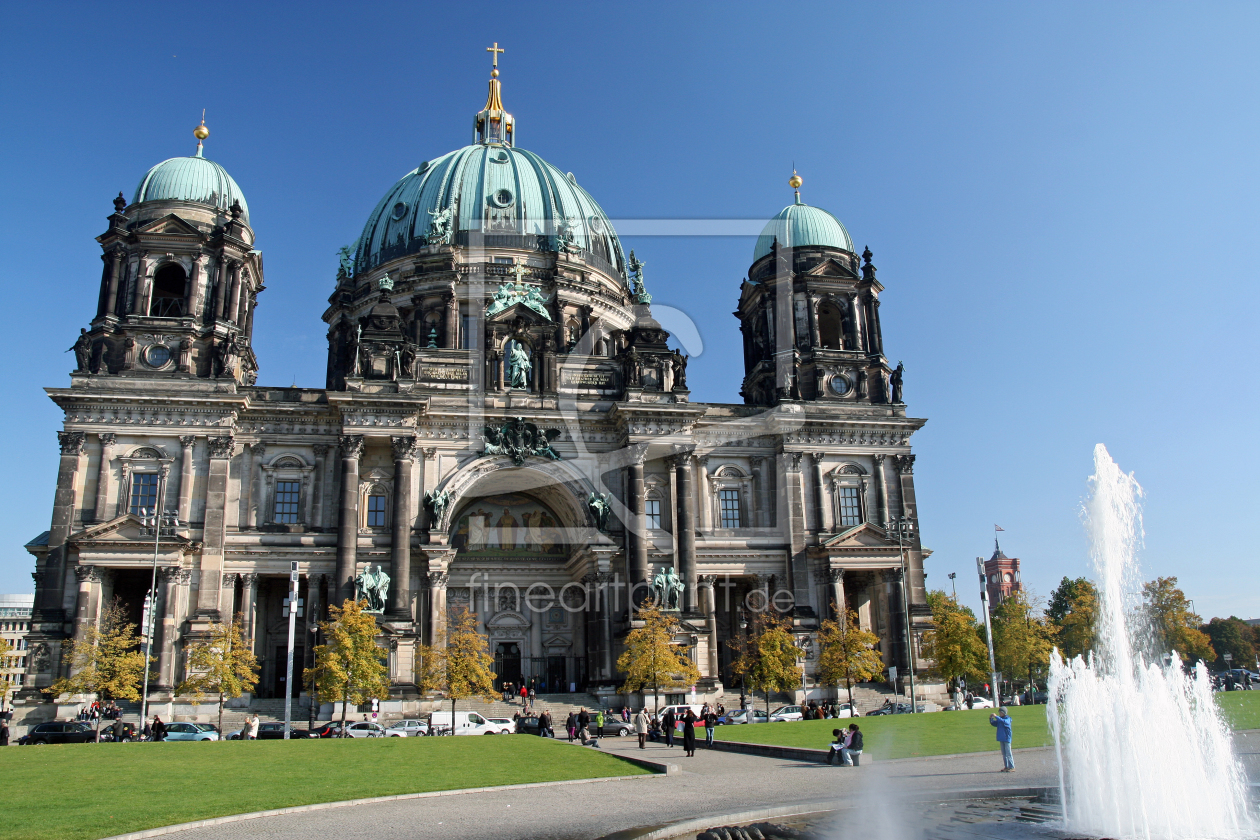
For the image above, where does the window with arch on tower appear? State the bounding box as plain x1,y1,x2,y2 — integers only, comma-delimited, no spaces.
151,264,187,317
817,301,844,350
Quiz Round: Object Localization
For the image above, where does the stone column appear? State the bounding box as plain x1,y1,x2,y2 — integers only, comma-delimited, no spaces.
389,436,417,617
131,254,151,315
874,454,889,527
808,294,821,347
242,443,265,529
177,436,196,524
674,455,698,613
810,453,827,534
156,567,181,688
92,433,116,523
38,431,85,617
336,436,364,603
751,456,772,528
227,263,243,324
186,257,202,318
310,444,327,529
196,435,234,619
598,572,614,679
427,571,449,647
783,452,811,612
883,568,907,674
72,565,101,648
827,569,846,620
444,291,458,349
213,260,230,321
626,451,648,587
699,575,719,679
696,456,713,532
869,297,885,356
239,573,259,645
848,292,865,352
529,602,543,680
104,250,124,318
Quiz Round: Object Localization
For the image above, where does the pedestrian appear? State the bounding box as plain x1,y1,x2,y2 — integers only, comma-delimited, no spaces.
840,723,863,766
141,720,152,741
682,709,697,757
520,684,528,705
662,708,676,748
246,713,260,741
577,707,590,733
702,707,718,747
0,719,9,746
648,714,661,742
152,715,167,742
113,717,124,742
539,709,552,738
634,708,649,749
528,686,536,707
990,707,1014,772
595,709,604,737
566,711,576,741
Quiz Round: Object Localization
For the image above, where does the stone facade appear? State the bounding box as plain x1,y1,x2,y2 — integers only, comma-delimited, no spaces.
20,68,931,715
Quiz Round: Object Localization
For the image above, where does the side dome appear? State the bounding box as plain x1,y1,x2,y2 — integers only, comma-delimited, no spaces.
753,202,853,262
354,144,625,281
132,153,249,221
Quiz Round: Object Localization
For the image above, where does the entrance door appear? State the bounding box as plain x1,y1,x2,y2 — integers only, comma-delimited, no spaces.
274,646,304,698
495,643,521,690
547,656,566,693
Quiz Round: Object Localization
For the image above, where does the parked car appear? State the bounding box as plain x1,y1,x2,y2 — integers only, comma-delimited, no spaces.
162,722,219,741
428,711,500,735
768,705,803,722
596,714,634,737
385,719,430,737
966,696,995,710
867,701,928,715
718,708,769,725
655,704,703,724
831,702,859,718
19,721,98,745
227,722,310,740
310,722,345,738
343,721,388,738
484,718,515,735
100,722,138,742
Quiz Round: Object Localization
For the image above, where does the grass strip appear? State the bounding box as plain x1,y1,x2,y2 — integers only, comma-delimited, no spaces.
0,735,649,840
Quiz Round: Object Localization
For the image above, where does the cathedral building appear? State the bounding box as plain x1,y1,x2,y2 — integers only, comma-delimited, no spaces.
20,54,931,715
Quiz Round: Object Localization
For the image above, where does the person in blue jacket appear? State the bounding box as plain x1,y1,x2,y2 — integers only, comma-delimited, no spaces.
990,707,1014,771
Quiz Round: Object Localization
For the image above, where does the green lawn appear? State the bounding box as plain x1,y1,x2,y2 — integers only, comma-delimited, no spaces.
0,736,650,840
714,692,1260,760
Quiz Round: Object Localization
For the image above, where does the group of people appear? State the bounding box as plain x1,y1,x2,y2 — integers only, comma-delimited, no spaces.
826,724,864,765
799,701,850,720
76,702,122,722
626,704,721,757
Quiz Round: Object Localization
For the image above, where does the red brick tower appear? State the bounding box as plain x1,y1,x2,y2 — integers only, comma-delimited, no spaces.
984,540,1022,606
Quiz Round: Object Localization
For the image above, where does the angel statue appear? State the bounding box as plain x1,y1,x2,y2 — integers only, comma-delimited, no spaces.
587,492,612,532
424,489,450,529
426,206,453,245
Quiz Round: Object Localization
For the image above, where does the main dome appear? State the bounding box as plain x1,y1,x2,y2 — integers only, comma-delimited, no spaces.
132,151,249,220
752,201,853,262
354,144,626,280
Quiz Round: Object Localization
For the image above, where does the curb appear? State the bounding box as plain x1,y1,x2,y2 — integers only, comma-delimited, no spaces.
98,773,663,840
557,738,681,775
595,786,1055,840
704,739,873,765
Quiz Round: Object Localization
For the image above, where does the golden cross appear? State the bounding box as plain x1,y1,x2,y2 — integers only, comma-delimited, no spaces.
486,42,504,69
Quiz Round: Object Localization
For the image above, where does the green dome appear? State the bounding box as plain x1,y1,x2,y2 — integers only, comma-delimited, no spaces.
753,202,853,262
355,144,625,281
132,152,249,221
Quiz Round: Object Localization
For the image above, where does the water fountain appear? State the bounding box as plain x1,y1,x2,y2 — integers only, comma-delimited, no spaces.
1048,444,1254,839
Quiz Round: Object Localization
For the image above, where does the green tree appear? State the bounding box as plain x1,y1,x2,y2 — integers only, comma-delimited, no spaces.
1047,576,1092,624
618,605,702,713
921,591,987,692
442,606,496,731
729,610,802,719
413,642,446,697
46,598,149,742
1202,616,1256,671
1141,577,1214,666
991,590,1057,692
1056,581,1099,660
816,609,885,709
176,618,259,734
304,599,390,733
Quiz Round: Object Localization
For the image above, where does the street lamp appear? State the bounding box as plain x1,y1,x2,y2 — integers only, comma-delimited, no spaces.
886,516,917,713
138,470,177,732
948,572,957,601
307,621,320,730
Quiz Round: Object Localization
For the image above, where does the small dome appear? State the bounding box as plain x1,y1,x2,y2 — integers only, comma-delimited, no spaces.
752,202,853,262
132,153,249,221
354,144,625,281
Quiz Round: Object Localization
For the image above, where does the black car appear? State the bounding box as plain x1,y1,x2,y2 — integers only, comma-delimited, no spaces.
19,721,98,745
311,722,346,738
100,722,137,742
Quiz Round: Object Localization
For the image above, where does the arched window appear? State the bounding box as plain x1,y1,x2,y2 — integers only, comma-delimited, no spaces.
366,491,388,527
151,264,187,317
565,318,581,350
818,302,843,350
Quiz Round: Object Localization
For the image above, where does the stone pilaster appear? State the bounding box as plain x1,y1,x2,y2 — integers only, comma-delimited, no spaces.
39,431,85,619
626,449,648,587
336,435,364,603
195,435,234,620
93,433,116,523
177,436,196,524
389,436,418,618
674,454,697,613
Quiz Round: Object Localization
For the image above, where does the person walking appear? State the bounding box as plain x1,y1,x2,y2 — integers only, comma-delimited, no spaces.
528,686,536,707
633,708,649,749
566,711,576,742
246,713,260,741
595,709,604,737
112,717,124,742
682,709,697,757
990,707,1015,772
840,723,863,766
702,707,718,748
539,709,552,738
577,707,590,734
152,716,167,742
0,719,9,747
520,684,528,705
662,708,676,748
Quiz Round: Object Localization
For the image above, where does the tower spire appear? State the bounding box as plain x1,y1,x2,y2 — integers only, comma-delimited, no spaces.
193,110,209,157
474,42,514,146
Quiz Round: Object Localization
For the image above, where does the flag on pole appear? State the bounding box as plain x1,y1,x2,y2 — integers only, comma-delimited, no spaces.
995,525,1004,532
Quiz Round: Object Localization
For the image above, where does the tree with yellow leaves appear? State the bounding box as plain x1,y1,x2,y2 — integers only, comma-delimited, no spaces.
177,618,259,734
817,608,886,709
304,599,390,734
442,606,496,731
991,590,1058,692
729,609,802,720
47,598,148,742
618,605,701,713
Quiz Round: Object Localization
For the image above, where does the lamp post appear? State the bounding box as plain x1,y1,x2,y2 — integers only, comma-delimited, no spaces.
948,572,957,601
886,516,917,713
307,621,320,730
138,468,175,732
976,557,1000,708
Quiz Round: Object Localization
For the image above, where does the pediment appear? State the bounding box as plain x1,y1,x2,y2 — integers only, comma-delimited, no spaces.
69,514,199,553
485,301,553,325
134,214,203,238
821,522,898,548
543,635,569,649
486,610,531,628
804,258,854,278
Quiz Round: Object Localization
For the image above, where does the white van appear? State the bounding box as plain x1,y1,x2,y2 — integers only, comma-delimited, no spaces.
428,710,501,735
655,704,704,723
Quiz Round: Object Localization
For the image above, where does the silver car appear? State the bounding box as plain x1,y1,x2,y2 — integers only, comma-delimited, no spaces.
344,721,387,738
163,722,219,741
385,719,429,737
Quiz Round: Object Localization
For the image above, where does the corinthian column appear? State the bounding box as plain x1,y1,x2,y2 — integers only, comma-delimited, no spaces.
39,431,85,617
699,575,719,679
674,454,698,613
177,436,196,524
428,571,449,647
93,433,116,523
389,436,417,617
336,436,364,602
626,449,648,587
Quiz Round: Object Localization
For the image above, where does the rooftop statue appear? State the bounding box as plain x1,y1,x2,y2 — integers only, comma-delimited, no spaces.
507,341,532,389
484,416,562,465
484,275,553,321
426,206,453,245
337,245,356,278
627,250,651,305
555,217,581,255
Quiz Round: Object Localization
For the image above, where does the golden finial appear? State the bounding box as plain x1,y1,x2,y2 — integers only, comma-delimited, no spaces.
194,109,209,140
789,168,803,203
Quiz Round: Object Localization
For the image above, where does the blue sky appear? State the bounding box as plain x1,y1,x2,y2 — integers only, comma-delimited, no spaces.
2,2,1257,621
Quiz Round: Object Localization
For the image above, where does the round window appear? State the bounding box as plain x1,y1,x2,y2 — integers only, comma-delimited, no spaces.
588,215,605,234
829,375,851,396
488,188,514,208
391,201,408,221
144,344,171,368
418,160,430,173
